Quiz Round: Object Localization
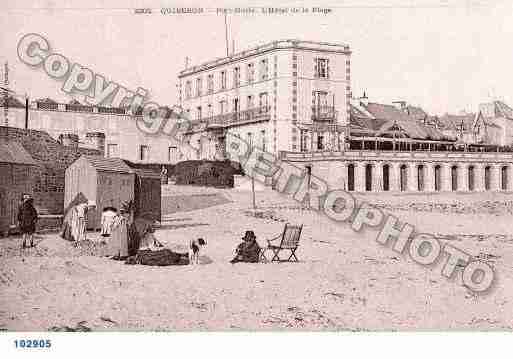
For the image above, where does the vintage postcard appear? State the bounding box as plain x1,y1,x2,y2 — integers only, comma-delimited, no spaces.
1,0,512,349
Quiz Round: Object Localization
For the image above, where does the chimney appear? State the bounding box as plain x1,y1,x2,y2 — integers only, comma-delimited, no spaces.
359,91,369,107
58,133,79,148
85,131,106,155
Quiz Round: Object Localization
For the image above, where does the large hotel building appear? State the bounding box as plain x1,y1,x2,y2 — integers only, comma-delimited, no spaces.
178,39,513,193
178,39,351,159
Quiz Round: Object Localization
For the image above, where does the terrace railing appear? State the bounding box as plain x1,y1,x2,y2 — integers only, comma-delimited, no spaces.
207,106,271,128
65,104,94,112
98,106,126,115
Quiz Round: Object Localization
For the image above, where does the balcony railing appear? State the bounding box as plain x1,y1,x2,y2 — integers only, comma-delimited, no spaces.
207,106,271,127
311,106,337,121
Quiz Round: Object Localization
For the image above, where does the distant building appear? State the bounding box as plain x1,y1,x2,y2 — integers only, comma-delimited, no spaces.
1,97,182,164
349,95,454,151
437,113,476,144
177,39,351,158
476,100,513,147
435,102,513,147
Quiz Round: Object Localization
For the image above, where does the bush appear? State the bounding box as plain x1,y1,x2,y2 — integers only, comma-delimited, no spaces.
174,160,242,188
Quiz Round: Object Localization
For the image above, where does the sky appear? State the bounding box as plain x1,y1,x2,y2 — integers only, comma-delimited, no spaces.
1,0,512,115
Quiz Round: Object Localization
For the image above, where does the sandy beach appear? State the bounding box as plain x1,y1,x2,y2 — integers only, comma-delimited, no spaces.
1,185,512,331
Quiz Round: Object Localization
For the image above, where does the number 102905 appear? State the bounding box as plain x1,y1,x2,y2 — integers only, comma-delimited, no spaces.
14,339,51,349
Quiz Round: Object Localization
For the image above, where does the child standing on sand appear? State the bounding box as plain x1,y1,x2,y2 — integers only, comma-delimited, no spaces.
17,194,38,248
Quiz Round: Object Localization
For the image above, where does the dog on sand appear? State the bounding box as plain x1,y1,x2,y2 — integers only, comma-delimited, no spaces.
189,238,206,265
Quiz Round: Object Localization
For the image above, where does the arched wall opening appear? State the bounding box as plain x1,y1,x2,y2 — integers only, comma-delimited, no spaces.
400,164,407,192
451,165,458,191
365,164,373,192
348,164,355,191
383,164,390,191
434,165,441,191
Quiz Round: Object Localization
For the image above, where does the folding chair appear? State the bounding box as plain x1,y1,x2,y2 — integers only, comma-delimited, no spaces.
263,223,303,262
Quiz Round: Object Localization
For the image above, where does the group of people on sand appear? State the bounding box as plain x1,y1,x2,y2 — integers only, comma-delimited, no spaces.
15,193,262,264
100,206,162,259
60,196,262,264
61,199,162,259
17,192,261,264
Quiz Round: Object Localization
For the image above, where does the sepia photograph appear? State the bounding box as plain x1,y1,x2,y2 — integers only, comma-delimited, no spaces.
1,0,513,356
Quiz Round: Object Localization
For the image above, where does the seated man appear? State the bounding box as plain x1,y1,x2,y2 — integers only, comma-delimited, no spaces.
230,230,261,263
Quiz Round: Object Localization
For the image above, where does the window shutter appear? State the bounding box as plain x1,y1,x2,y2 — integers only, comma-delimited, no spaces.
327,59,330,79
313,58,318,78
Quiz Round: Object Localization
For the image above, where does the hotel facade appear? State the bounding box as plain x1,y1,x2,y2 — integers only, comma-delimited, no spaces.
178,39,513,193
178,39,351,160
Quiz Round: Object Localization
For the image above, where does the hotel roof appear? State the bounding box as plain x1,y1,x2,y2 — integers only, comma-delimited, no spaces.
179,39,350,78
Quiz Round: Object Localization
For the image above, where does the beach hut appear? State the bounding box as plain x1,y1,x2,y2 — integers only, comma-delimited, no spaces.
130,167,162,222
64,155,135,230
0,141,38,236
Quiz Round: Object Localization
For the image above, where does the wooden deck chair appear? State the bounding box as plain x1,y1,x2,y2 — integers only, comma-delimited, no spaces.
262,223,303,262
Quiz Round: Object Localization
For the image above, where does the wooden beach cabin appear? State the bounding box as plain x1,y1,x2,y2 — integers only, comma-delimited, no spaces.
0,141,38,236
64,155,135,230
129,167,162,222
